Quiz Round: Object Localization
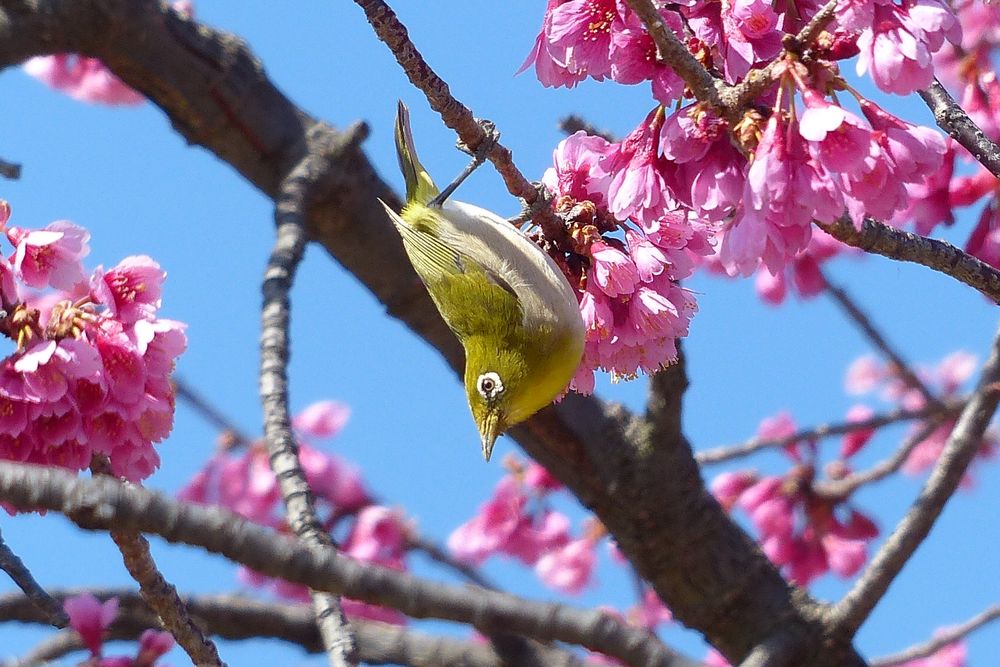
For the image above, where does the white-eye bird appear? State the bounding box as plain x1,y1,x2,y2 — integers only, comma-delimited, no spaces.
381,102,585,461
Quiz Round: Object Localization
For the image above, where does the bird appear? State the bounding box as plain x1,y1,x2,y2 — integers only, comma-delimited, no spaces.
380,101,585,461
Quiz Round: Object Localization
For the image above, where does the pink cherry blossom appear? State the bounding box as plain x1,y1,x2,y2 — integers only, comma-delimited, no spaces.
519,0,588,88
590,241,640,297
65,593,118,656
293,399,351,439
845,355,886,394
547,0,625,82
841,404,877,458
856,0,961,95
535,536,597,593
601,108,675,226
24,55,145,105
542,131,613,206
798,90,877,174
90,256,164,324
610,10,685,103
6,221,89,290
628,588,673,629
711,470,759,511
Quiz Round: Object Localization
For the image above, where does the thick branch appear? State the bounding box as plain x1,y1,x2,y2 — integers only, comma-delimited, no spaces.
0,462,686,667
919,80,1000,180
818,217,1000,304
0,589,584,667
869,603,1000,666
829,322,1000,635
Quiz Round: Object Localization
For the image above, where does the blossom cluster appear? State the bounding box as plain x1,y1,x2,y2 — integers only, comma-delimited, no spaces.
845,352,997,480
65,593,174,666
0,203,185,483
527,0,961,386
179,400,409,624
711,413,880,585
448,455,599,593
450,455,673,630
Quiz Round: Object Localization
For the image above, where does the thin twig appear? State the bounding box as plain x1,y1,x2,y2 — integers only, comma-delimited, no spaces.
173,376,253,446
817,216,1000,304
813,418,945,500
0,462,685,667
7,629,81,666
829,322,1000,635
0,157,21,180
869,603,1000,666
351,0,567,243
919,80,1000,181
823,276,937,405
695,401,957,465
0,589,587,667
0,527,67,628
262,128,369,666
406,535,497,590
90,456,225,666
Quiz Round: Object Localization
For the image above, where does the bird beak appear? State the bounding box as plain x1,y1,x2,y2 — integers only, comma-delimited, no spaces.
480,411,502,462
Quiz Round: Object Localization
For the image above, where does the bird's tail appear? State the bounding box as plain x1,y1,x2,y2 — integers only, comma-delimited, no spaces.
395,101,440,206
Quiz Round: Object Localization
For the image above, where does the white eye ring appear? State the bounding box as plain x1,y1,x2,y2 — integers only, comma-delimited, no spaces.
477,372,504,400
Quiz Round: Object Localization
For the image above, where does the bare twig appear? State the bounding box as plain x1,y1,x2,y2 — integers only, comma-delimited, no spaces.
696,401,957,465
350,0,567,243
817,216,1000,304
0,589,587,667
814,418,945,500
919,80,1000,180
870,603,1000,666
0,527,67,628
90,457,224,666
262,129,369,666
0,157,20,180
173,376,253,446
829,322,1000,635
823,277,937,405
7,629,81,666
405,535,497,590
0,462,685,667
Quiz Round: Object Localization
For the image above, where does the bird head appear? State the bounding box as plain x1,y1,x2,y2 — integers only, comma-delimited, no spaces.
464,340,531,462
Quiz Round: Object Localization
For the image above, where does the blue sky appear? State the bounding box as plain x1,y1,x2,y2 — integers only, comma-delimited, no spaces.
0,1,998,664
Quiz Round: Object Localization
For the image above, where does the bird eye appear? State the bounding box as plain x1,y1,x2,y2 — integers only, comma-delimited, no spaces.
477,372,504,400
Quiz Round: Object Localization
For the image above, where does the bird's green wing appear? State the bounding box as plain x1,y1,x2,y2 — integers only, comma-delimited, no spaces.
380,200,521,339
395,101,440,205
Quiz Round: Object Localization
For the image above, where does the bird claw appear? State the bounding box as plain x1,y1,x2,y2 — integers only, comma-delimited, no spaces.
507,182,554,227
457,119,500,163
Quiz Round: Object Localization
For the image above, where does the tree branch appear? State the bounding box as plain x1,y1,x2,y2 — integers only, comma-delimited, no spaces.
822,277,937,405
0,527,67,628
90,456,224,666
557,115,616,143
817,217,1000,304
350,0,565,242
0,462,687,667
173,376,253,447
696,401,957,465
813,418,945,500
0,589,586,667
869,603,1000,666
829,322,1000,635
262,130,370,666
919,80,1000,180
0,2,861,662
0,156,20,180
